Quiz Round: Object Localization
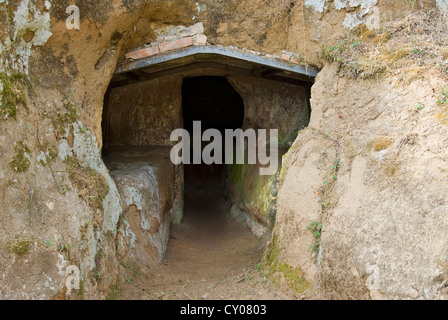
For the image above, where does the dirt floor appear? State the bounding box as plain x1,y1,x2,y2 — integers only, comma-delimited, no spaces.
113,164,298,300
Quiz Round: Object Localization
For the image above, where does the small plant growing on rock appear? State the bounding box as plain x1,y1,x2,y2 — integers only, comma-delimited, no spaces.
45,239,52,248
54,105,78,136
91,249,103,282
306,221,322,253
320,10,448,80
436,87,448,123
58,242,70,253
317,156,340,210
415,102,424,111
437,87,448,106
9,142,31,173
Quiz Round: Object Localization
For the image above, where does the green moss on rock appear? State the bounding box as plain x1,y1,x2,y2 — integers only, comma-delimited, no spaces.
231,163,244,184
6,236,31,255
9,142,31,173
263,235,311,294
228,162,279,227
0,72,29,120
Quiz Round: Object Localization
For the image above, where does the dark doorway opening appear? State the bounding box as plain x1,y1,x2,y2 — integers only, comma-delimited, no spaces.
182,76,244,133
181,76,245,221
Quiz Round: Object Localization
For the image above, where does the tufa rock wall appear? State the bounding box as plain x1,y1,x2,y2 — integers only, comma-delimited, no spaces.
0,0,446,300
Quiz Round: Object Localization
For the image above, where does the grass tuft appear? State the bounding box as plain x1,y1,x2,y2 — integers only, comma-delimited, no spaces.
320,9,448,81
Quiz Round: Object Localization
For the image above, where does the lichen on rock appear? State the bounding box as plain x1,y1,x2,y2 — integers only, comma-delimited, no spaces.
0,0,53,74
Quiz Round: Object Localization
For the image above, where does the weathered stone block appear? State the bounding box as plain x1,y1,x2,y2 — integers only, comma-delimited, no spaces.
109,158,175,266
193,34,207,46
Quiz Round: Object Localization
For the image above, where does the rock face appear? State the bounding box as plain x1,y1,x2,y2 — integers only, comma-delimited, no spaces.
104,76,183,149
228,75,311,148
0,0,447,300
276,63,448,299
107,147,174,267
225,75,311,235
436,0,448,13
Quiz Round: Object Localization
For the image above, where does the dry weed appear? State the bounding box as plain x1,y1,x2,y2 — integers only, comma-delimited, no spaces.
320,9,448,81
